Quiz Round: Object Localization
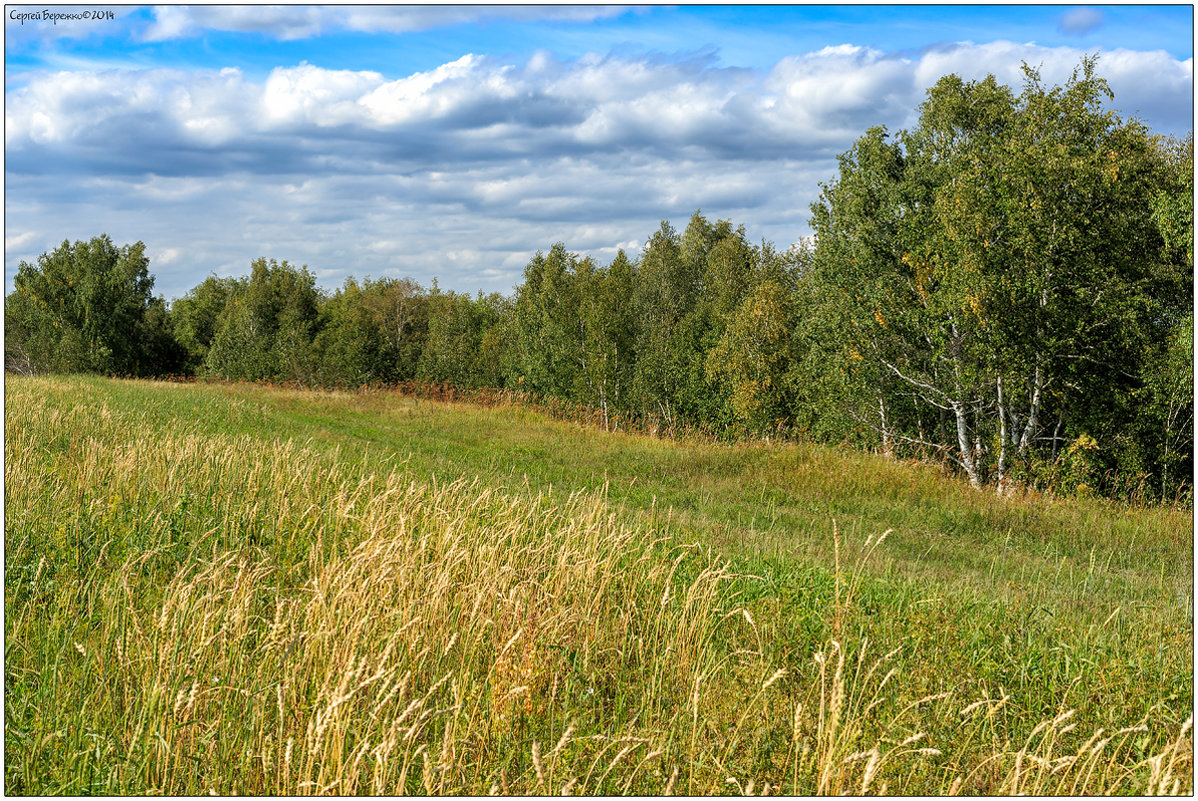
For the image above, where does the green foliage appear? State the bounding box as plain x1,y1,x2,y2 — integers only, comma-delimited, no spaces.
170,275,239,372
6,58,1189,502
631,212,786,431
508,243,591,397
576,249,639,419
4,235,180,376
417,286,508,389
312,277,430,386
1137,312,1195,500
361,276,430,380
138,295,186,376
311,277,388,386
203,258,323,383
805,56,1188,496
1150,132,1194,270
630,220,695,424
706,279,795,431
6,376,1192,794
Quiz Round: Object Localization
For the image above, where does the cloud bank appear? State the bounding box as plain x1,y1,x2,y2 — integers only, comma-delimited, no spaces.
5,41,1193,298
140,5,630,42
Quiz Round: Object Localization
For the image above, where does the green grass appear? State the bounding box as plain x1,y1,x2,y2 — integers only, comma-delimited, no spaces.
6,375,1192,794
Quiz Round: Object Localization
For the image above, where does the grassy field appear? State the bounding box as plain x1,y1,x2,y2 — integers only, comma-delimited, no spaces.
5,375,1192,794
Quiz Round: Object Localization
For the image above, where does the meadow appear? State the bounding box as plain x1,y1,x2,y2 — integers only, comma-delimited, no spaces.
5,375,1192,794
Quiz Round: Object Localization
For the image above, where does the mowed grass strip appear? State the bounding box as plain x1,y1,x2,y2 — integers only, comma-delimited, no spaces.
5,375,1192,794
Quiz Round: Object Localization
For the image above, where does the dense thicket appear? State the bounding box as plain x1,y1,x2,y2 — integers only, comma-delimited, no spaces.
5,235,182,377
5,60,1191,501
804,60,1193,498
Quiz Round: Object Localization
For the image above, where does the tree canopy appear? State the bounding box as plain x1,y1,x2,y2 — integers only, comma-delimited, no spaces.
5,58,1191,502
803,57,1189,493
5,235,179,376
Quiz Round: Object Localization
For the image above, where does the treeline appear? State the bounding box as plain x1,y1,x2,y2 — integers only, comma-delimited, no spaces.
5,60,1193,501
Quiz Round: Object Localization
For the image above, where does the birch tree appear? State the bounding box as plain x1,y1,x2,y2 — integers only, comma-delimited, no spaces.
808,57,1178,491
5,235,178,376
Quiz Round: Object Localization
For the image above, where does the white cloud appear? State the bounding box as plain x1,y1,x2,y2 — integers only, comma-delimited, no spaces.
1059,7,1106,35
263,63,385,126
910,42,1193,129
141,5,630,42
5,41,1193,299
1093,50,1194,123
5,67,256,150
152,246,181,266
765,45,914,141
5,231,37,252
9,41,1189,163
357,55,500,126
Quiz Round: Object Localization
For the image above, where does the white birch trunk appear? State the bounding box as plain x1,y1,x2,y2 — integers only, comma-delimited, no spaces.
878,393,893,458
952,398,983,489
1016,363,1043,456
950,343,983,489
995,375,1010,496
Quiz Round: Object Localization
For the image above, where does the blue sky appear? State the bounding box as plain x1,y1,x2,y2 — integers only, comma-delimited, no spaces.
5,4,1194,299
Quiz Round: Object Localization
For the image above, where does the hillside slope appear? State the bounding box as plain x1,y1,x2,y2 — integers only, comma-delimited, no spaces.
5,376,1192,794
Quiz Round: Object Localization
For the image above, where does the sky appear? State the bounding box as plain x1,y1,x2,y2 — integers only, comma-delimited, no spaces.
4,4,1194,301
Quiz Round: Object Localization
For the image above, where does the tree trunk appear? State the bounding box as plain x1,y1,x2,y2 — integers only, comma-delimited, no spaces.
950,349,983,489
995,375,1009,495
878,393,893,458
1016,363,1044,456
952,399,983,489
1051,412,1064,460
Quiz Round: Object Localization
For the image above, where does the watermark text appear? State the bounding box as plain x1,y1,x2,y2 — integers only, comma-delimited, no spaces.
9,8,116,25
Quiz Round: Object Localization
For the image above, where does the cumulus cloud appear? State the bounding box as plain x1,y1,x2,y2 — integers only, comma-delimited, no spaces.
14,39,1189,168
1059,7,1106,35
264,63,386,126
763,45,917,145
5,41,1193,298
908,41,1193,130
141,5,630,42
5,66,257,151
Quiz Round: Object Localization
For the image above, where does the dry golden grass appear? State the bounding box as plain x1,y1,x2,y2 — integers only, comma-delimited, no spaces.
83,479,746,794
5,376,1192,795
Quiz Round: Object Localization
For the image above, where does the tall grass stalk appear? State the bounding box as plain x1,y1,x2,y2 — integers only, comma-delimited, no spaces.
6,377,1191,794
